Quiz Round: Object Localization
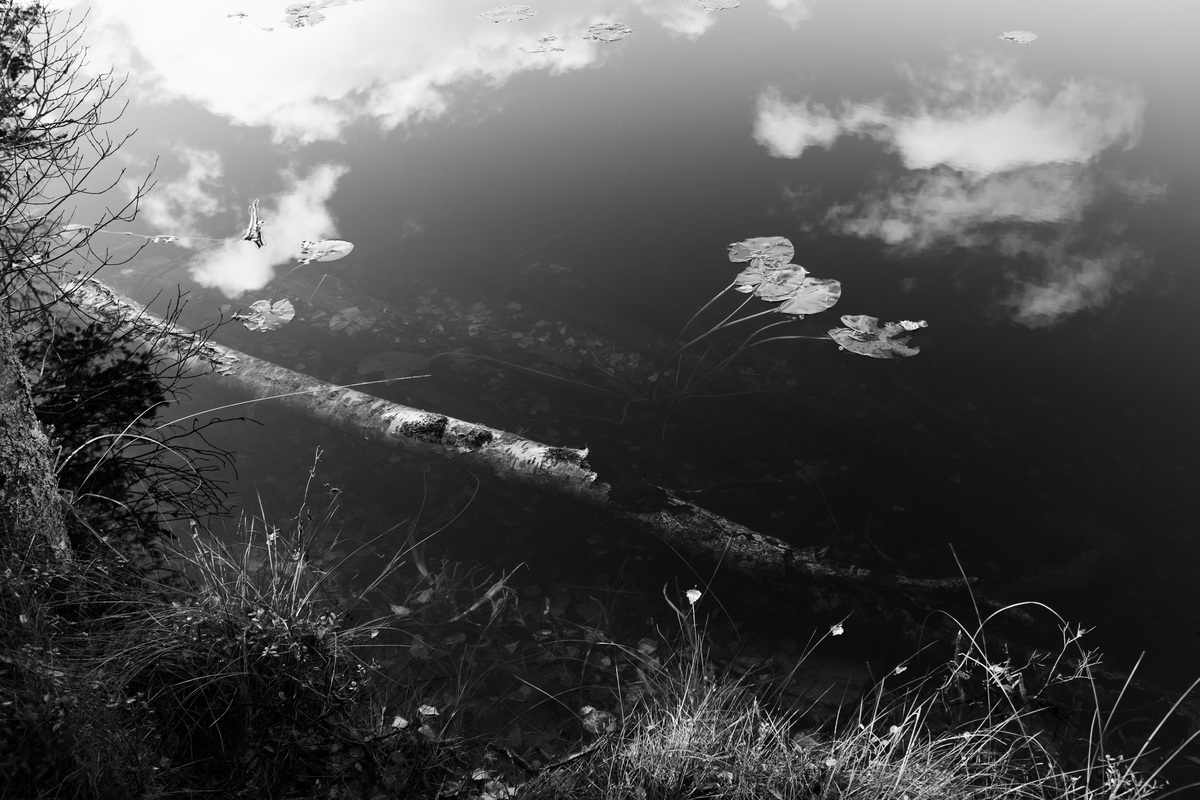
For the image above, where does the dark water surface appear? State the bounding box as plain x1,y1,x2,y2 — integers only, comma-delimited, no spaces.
65,1,1200,692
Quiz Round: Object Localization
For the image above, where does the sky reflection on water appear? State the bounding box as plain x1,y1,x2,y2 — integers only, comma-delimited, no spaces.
55,0,1200,684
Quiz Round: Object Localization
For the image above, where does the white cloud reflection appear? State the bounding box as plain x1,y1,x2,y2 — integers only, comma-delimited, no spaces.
754,54,1157,327
64,1,662,144
187,164,349,298
764,0,814,28
138,147,225,237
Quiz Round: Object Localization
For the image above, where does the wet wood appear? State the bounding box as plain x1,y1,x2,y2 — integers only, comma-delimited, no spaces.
62,275,975,602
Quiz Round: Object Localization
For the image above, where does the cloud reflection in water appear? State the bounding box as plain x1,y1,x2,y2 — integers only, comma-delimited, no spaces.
753,53,1162,327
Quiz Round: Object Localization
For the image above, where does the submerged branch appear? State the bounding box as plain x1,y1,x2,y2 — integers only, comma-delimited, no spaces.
61,275,976,605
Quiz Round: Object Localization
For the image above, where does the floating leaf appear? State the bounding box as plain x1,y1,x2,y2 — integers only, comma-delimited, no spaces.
583,22,633,43
284,4,325,28
776,278,842,317
751,266,812,300
827,315,924,359
999,30,1036,45
728,236,794,268
478,4,536,22
298,239,354,265
233,299,295,332
357,351,429,378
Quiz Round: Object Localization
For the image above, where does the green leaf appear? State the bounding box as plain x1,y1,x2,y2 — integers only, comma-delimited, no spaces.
776,278,841,317
478,5,536,23
234,299,295,332
583,22,633,42
827,315,925,358
728,236,794,268
298,239,354,265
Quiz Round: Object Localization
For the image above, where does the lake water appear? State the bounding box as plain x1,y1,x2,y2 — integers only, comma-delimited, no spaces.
61,0,1199,698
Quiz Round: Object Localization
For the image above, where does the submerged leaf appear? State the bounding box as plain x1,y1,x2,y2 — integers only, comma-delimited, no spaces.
298,239,354,265
328,306,376,335
583,22,633,43
827,315,924,359
234,299,295,332
478,4,536,23
357,351,429,378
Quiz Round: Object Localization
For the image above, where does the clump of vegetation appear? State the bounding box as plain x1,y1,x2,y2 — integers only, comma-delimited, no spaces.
0,474,468,799
517,590,1197,800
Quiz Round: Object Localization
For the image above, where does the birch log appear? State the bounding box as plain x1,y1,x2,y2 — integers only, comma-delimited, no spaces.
62,276,974,601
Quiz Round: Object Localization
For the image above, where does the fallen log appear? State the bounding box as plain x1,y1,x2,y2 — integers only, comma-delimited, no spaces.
61,275,976,602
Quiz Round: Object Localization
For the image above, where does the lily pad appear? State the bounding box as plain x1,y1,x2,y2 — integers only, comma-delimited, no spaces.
478,4,536,22
827,315,925,359
298,239,354,265
776,278,842,317
728,236,794,268
999,30,1037,45
583,22,633,43
233,299,295,332
357,351,429,378
749,266,812,300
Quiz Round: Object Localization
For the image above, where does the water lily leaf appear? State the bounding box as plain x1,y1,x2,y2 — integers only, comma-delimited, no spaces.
752,266,812,300
478,4,536,22
357,351,429,378
298,239,354,265
776,278,841,317
284,4,325,27
827,315,923,359
728,236,794,268
999,30,1036,45
583,22,633,43
234,299,295,331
